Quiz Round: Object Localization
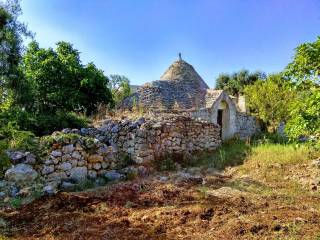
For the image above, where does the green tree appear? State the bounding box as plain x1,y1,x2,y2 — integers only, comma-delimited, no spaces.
244,74,296,132
284,36,320,139
215,69,266,96
285,88,320,139
79,63,114,114
22,41,113,115
108,74,131,104
285,36,320,85
0,0,32,110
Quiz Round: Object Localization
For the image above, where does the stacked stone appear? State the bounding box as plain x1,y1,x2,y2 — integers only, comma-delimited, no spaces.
119,59,210,111
1,115,221,198
40,134,117,183
236,113,261,139
96,115,221,164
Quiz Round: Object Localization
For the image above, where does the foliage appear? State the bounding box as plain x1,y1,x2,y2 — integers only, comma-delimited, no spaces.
0,121,38,173
252,132,288,145
0,107,88,136
285,88,320,139
21,41,113,115
284,36,320,139
73,179,96,192
108,74,131,105
8,196,22,208
156,157,177,171
0,0,32,109
215,69,266,96
244,74,296,132
32,111,88,136
0,122,37,152
184,139,250,170
116,153,134,169
285,36,320,85
240,143,313,168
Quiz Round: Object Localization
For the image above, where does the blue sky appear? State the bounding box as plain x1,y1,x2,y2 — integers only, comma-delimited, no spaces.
20,0,320,87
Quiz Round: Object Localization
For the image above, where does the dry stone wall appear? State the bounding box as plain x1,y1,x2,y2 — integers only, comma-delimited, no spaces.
38,116,221,182
236,113,261,139
2,116,222,195
94,115,221,164
38,133,118,183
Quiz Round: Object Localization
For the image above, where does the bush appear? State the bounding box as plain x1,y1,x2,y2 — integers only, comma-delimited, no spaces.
156,157,177,171
33,111,89,136
252,132,288,145
0,122,38,175
181,139,251,170
0,108,89,136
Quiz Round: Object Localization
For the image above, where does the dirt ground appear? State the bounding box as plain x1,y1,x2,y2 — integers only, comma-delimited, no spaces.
1,153,320,240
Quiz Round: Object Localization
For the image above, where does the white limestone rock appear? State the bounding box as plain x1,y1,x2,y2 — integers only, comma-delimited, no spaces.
42,165,55,175
5,164,38,186
70,167,87,182
59,162,72,171
63,144,74,154
51,150,62,157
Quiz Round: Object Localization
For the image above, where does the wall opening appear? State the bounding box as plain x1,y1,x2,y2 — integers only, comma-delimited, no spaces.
217,109,223,137
217,101,231,140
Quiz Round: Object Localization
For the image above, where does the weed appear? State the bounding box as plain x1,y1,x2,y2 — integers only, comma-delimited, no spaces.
74,179,96,191
124,201,135,208
155,157,177,171
183,139,250,170
198,186,209,199
9,197,22,208
126,171,138,181
116,153,134,169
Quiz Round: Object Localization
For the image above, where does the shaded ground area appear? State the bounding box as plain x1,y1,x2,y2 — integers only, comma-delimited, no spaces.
0,143,320,239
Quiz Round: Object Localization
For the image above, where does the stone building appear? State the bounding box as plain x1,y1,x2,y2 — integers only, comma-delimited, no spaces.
121,55,260,140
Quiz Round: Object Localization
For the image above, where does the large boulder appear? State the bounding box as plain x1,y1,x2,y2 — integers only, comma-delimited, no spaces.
5,164,38,186
70,167,87,182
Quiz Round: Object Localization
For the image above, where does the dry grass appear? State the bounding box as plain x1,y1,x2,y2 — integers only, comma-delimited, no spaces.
0,142,319,239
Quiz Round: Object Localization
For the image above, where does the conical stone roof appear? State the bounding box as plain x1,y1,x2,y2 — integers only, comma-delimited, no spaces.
160,59,209,90
120,56,211,111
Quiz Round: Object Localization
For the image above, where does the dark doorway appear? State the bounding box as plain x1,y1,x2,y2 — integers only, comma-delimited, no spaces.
217,109,223,137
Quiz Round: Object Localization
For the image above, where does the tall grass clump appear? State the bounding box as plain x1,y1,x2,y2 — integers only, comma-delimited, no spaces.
248,143,316,166
184,138,251,170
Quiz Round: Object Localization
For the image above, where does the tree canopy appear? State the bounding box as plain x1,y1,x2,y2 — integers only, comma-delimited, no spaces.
108,74,131,105
244,74,296,132
0,0,32,109
284,36,320,138
215,69,266,96
285,36,320,85
22,41,113,115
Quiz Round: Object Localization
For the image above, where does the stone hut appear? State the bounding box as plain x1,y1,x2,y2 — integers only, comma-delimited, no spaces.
121,55,260,140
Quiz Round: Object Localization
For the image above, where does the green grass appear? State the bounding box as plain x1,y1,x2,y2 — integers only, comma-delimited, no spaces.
245,143,312,166
183,139,251,170
8,197,22,208
73,179,96,191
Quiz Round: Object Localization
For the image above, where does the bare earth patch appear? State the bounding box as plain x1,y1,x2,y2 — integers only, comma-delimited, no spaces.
0,145,320,240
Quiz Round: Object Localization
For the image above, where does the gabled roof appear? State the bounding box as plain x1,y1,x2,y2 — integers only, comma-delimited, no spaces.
204,89,224,108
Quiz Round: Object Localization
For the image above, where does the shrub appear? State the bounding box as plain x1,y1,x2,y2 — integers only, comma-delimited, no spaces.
116,153,134,169
0,122,39,175
156,157,177,171
33,111,89,136
183,139,250,170
0,108,89,136
252,132,288,145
